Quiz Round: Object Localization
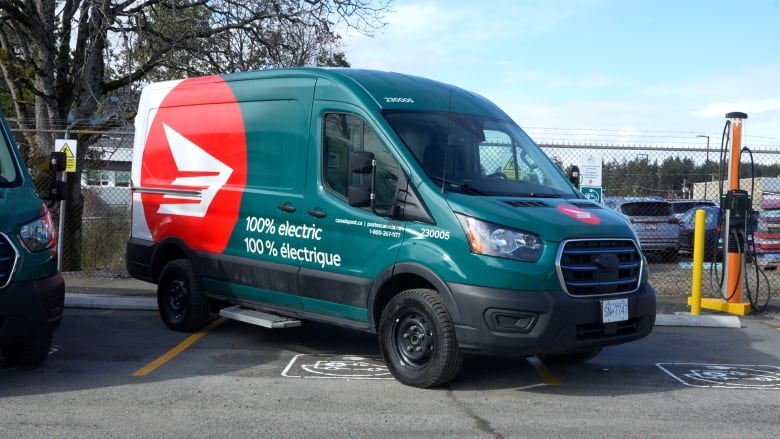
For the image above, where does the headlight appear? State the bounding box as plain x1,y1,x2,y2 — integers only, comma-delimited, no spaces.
20,209,57,252
455,213,543,262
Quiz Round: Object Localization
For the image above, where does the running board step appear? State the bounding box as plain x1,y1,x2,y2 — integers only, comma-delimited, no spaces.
219,306,301,329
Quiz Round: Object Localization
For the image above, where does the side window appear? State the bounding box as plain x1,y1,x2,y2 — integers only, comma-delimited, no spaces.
0,136,18,184
323,113,400,208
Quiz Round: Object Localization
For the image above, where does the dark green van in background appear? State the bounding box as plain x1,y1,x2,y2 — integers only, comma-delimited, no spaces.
0,110,64,366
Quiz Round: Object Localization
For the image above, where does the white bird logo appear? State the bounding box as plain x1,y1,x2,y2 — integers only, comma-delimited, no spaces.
157,123,233,217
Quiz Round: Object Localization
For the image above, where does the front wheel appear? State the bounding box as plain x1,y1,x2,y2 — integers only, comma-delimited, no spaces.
1,334,52,367
379,289,463,388
157,259,211,332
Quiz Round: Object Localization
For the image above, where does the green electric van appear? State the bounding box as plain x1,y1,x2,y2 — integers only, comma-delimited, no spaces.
0,110,65,367
127,68,655,387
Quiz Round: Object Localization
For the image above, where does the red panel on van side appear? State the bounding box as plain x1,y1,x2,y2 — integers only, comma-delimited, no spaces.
140,76,247,253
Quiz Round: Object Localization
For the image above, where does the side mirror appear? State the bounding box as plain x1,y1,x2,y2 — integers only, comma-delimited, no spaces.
50,152,66,172
348,151,375,209
568,165,580,188
350,151,374,175
46,152,67,204
348,184,372,207
49,181,67,201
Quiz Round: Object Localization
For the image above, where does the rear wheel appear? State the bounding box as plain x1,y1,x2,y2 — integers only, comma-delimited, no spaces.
379,289,463,388
1,334,52,367
157,259,211,332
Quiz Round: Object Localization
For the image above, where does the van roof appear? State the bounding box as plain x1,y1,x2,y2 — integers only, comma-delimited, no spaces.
145,68,512,120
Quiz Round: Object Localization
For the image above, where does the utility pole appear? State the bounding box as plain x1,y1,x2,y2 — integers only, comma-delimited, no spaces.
696,135,710,200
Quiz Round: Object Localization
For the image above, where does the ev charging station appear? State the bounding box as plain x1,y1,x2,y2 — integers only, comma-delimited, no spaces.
690,112,754,316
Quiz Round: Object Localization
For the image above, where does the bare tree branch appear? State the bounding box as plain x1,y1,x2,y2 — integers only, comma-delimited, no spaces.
0,0,390,271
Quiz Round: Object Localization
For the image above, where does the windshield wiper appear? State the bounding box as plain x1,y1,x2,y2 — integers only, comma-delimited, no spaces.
517,191,563,198
432,176,488,195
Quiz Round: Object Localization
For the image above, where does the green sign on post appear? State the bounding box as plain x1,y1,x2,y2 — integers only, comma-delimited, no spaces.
580,186,602,204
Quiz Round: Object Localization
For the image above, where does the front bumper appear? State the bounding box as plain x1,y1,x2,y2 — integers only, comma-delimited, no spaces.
449,282,656,357
0,272,65,340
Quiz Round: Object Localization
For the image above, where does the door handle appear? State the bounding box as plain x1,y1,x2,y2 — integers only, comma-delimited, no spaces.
307,208,327,218
278,203,296,213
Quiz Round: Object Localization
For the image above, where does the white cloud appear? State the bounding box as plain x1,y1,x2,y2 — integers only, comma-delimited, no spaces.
337,0,780,147
616,126,640,144
341,0,590,78
341,3,466,74
692,98,780,119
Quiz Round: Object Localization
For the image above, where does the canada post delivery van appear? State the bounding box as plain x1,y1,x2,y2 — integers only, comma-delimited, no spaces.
0,109,64,366
127,68,655,388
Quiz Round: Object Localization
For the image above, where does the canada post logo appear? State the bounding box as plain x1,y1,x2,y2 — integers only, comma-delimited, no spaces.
140,76,247,252
557,204,601,225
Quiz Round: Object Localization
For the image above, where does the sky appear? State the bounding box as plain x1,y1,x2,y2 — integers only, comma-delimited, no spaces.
341,0,780,151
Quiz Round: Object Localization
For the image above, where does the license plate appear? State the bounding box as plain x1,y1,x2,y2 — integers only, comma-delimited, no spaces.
602,298,629,323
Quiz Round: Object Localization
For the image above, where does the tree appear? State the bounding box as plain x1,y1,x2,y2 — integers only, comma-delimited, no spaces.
116,1,355,82
0,0,390,270
659,156,694,198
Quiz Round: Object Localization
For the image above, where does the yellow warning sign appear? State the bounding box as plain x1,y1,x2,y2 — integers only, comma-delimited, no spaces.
61,144,76,172
502,158,522,179
54,139,78,173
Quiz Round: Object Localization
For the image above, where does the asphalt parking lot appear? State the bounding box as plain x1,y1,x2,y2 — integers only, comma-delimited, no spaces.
1,273,780,438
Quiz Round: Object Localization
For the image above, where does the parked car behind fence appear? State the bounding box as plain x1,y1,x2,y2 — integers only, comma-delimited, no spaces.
677,205,758,262
677,206,722,261
668,199,717,218
604,197,680,261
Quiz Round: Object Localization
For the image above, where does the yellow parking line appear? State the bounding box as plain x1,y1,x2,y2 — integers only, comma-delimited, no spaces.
132,318,225,377
526,356,562,386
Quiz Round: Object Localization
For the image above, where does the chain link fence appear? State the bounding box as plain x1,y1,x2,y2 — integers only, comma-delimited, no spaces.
18,128,779,306
546,143,780,307
78,133,133,274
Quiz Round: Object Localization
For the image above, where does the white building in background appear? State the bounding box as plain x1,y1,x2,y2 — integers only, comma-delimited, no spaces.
692,177,780,210
81,137,132,188
80,135,133,216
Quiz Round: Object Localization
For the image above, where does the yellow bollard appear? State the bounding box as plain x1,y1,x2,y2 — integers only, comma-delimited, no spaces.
689,209,706,315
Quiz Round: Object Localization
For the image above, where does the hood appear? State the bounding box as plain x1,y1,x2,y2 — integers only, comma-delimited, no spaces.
445,194,635,242
0,183,45,234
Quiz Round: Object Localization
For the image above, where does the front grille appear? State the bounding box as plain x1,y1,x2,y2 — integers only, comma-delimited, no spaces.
0,233,18,289
556,239,642,296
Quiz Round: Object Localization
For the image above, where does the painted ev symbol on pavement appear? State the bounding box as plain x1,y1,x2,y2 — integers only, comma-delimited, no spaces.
282,354,392,380
657,363,780,389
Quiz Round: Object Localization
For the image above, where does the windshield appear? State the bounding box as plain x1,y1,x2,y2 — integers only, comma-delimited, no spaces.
0,130,19,185
383,111,577,198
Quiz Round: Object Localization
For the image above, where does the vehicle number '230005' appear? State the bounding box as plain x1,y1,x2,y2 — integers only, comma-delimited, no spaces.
420,228,451,240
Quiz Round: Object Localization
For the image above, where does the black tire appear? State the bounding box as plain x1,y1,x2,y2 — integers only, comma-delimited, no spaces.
541,347,602,364
378,289,463,388
157,259,211,332
1,334,52,367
